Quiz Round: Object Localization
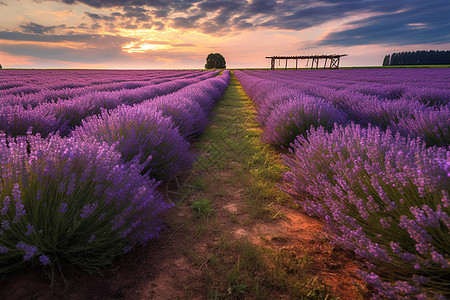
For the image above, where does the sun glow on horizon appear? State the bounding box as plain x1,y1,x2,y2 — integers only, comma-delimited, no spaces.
122,41,171,53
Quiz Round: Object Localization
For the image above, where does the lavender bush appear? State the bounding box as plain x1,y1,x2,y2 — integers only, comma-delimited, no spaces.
147,96,208,140
354,98,428,130
282,124,449,298
0,132,170,275
0,105,69,137
262,95,348,148
177,78,227,112
72,104,194,181
391,106,450,147
254,87,301,126
401,88,450,107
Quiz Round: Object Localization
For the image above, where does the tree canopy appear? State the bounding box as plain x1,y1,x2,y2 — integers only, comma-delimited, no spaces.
205,53,226,69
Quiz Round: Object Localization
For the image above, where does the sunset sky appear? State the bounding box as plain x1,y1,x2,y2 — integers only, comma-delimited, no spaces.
0,0,449,69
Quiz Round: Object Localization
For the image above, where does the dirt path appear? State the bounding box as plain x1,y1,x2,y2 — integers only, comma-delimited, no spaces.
0,72,363,299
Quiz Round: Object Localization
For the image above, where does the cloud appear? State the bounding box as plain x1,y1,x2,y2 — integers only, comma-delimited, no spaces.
247,0,277,14
172,42,195,47
318,0,450,46
120,6,152,22
172,13,205,29
0,30,135,45
19,22,66,34
85,12,116,22
198,0,244,12
44,0,199,9
85,7,151,24
153,10,168,18
153,21,165,30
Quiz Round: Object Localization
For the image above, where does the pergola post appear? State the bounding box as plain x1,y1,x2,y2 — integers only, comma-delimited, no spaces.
323,58,328,69
270,58,275,70
330,57,341,69
295,59,298,70
285,59,288,70
311,58,319,70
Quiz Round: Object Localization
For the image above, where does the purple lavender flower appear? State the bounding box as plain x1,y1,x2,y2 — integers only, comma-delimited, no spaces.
1,220,10,230
16,241,38,261
1,196,10,215
26,224,35,235
66,174,76,196
80,203,98,218
430,251,449,268
442,191,450,208
35,190,41,200
88,235,96,243
59,203,68,214
393,281,419,294
13,183,25,223
380,218,390,228
39,255,50,265
57,181,66,193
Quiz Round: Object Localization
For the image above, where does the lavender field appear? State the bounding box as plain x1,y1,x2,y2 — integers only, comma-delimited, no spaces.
0,70,230,274
1,67,449,298
236,68,449,298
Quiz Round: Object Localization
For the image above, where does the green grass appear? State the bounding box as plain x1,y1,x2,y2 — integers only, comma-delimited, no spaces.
191,198,213,219
205,236,332,299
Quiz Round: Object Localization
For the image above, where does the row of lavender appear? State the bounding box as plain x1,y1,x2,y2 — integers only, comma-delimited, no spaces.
0,70,230,276
0,70,219,137
0,69,201,96
235,69,449,299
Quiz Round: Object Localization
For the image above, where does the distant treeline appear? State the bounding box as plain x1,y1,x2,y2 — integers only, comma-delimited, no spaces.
382,50,450,66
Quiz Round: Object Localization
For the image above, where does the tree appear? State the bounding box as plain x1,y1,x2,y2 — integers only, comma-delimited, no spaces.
0,64,2,69
205,53,226,69
382,55,390,66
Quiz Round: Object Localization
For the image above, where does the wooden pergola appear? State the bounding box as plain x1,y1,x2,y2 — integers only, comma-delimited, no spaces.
265,54,348,70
